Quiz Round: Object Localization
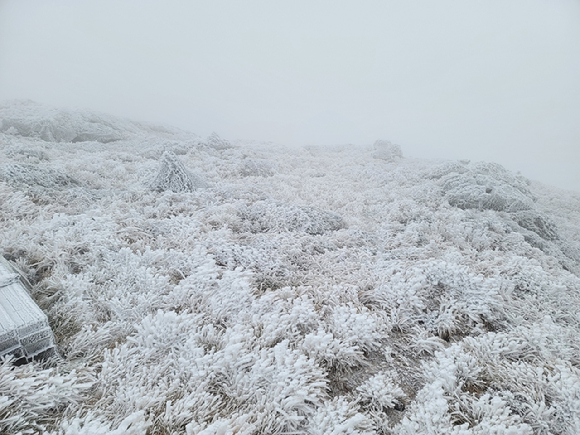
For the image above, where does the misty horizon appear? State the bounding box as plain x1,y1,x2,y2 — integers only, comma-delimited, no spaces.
1,0,579,192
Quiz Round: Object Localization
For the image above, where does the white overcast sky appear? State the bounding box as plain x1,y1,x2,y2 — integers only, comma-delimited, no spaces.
1,0,579,191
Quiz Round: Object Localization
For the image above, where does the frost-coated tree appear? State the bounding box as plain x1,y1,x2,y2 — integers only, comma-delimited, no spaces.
1,101,580,434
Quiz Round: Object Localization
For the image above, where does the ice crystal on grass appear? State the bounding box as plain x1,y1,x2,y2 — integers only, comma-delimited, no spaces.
357,371,405,411
511,210,559,241
96,310,328,434
0,163,78,189
309,397,374,435
238,158,275,177
50,411,151,435
1,101,580,433
0,357,94,434
237,200,346,235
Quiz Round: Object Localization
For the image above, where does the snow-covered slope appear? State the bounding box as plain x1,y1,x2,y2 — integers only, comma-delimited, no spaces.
1,101,580,434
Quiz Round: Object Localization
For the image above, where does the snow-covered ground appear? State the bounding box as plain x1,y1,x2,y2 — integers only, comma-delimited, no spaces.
1,100,580,434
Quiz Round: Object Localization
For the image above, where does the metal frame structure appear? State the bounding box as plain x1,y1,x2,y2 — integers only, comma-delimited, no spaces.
0,256,55,360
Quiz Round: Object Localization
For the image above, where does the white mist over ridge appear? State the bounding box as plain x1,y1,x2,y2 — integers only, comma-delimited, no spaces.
2,1,579,192
1,102,580,433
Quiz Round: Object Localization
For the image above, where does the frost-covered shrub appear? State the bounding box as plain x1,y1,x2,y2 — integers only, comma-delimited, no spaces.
1,101,580,433
442,162,535,212
0,100,125,143
4,145,50,163
209,231,347,291
301,302,386,375
205,132,233,150
309,397,374,435
356,371,405,411
237,200,345,235
150,151,208,192
372,139,403,162
370,259,502,340
511,210,559,241
425,160,468,179
327,303,384,355
0,184,37,221
0,163,78,189
238,158,275,177
560,242,580,266
396,344,535,434
52,411,151,435
0,357,94,434
94,309,328,434
211,236,302,289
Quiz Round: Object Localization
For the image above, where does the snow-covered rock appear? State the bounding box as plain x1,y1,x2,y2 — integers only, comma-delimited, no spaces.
441,162,535,212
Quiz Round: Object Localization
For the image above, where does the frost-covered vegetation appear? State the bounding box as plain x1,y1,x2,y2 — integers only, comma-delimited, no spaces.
1,100,580,434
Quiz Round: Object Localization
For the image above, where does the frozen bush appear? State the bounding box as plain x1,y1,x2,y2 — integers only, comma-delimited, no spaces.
95,310,328,434
150,151,208,192
237,200,346,235
0,163,78,189
205,132,233,150
396,344,535,434
0,184,37,221
372,139,403,162
442,162,535,212
238,158,275,177
309,397,374,435
1,101,579,433
0,100,125,143
5,146,50,163
0,357,94,434
425,161,468,179
54,411,151,435
357,371,405,411
511,210,559,241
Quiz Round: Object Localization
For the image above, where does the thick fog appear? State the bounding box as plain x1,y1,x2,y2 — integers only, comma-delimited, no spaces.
1,0,579,191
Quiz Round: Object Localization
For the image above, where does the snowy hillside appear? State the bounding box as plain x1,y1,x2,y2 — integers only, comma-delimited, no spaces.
1,100,580,434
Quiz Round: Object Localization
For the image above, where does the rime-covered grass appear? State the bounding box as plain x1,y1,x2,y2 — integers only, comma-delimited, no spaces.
1,101,580,434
